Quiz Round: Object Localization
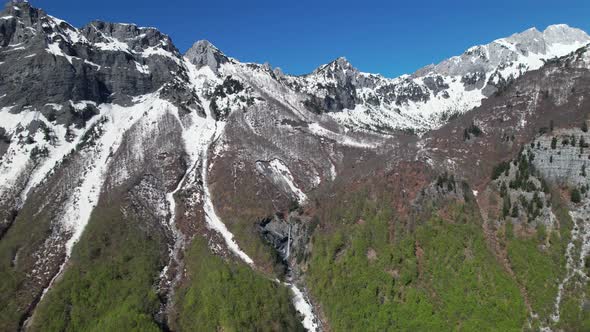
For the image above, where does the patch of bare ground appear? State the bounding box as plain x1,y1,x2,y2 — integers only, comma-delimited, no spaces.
366,248,377,262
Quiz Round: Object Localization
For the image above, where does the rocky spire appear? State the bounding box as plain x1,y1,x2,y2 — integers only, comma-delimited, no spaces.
310,56,359,87
184,40,228,73
5,0,32,12
313,56,354,74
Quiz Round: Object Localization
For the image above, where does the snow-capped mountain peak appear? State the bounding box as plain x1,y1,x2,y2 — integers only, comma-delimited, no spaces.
202,23,590,135
416,24,590,78
304,24,590,133
305,56,360,89
542,23,589,45
3,3,590,330
313,56,355,74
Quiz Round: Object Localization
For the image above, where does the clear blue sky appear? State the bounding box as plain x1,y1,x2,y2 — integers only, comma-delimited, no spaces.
24,0,590,77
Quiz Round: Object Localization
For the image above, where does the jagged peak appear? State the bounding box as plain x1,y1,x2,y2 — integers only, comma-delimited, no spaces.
85,20,164,35
7,0,28,6
333,56,351,66
523,27,541,34
189,40,221,53
185,39,228,73
541,23,590,45
3,0,39,15
3,0,38,16
313,56,356,75
0,0,49,33
329,56,353,69
79,20,178,54
544,23,578,33
414,24,590,78
500,24,589,48
273,67,285,79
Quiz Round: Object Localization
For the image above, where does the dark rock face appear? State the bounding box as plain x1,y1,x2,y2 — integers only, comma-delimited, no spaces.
461,71,487,89
299,58,360,113
422,75,449,97
80,21,178,54
258,210,316,266
303,83,357,114
312,57,358,87
0,1,189,110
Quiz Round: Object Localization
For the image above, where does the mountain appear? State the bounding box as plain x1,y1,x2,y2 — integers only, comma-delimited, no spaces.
295,24,590,133
1,1,590,331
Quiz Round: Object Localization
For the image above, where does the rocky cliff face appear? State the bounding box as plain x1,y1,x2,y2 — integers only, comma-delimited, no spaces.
1,1,590,331
0,1,187,110
529,128,590,187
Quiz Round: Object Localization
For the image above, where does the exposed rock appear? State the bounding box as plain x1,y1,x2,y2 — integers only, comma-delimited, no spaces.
258,210,316,265
185,40,229,73
529,128,590,187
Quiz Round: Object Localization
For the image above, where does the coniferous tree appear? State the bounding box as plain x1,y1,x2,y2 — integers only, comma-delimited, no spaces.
511,204,519,218
503,195,511,218
571,188,582,203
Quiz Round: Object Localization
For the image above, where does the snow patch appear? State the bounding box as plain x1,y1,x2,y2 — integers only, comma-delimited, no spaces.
135,61,150,74
308,122,379,149
60,93,164,254
201,137,254,264
46,43,74,64
93,39,132,53
267,159,308,204
0,108,42,198
288,283,319,332
70,100,97,111
182,61,254,265
142,46,181,65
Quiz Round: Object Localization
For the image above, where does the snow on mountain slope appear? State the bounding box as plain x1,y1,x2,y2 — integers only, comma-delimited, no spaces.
255,158,309,204
288,282,320,331
2,1,590,329
183,62,255,265
182,49,331,331
0,91,187,246
0,102,104,237
287,24,590,133
182,24,588,136
184,24,589,138
59,93,178,254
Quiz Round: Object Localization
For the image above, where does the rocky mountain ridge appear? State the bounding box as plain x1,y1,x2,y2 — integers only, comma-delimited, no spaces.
1,1,590,331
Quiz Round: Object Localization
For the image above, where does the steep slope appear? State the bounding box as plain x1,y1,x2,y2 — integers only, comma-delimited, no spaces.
0,1,308,330
1,1,590,331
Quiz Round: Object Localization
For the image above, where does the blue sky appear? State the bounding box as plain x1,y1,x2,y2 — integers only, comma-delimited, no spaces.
25,0,590,77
